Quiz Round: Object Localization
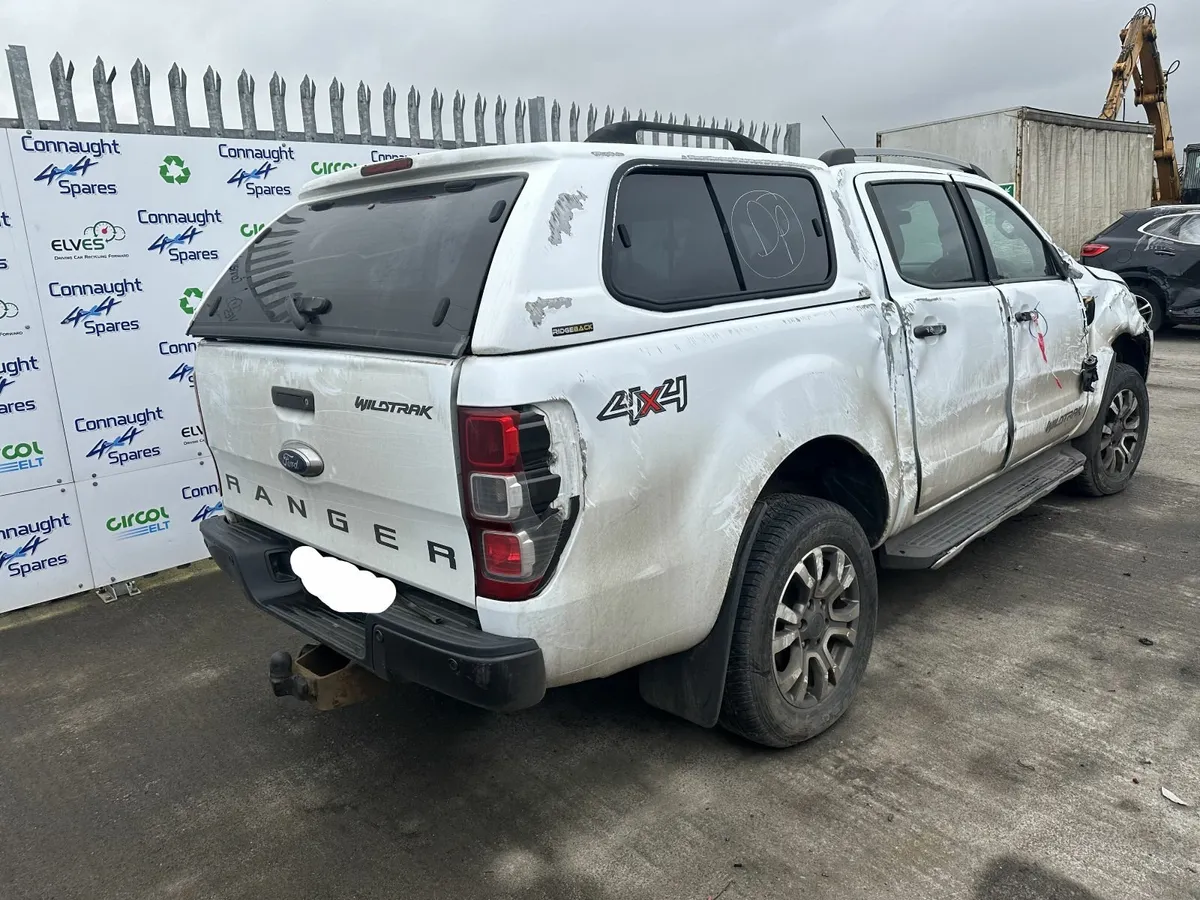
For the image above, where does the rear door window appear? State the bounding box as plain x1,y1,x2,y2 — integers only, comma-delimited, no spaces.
869,182,978,288
188,175,524,356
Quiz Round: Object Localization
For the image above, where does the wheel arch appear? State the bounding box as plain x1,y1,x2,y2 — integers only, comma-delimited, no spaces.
757,434,891,547
1113,330,1151,381
638,433,891,727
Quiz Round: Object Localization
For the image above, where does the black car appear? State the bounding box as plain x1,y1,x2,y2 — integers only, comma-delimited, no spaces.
1081,205,1200,331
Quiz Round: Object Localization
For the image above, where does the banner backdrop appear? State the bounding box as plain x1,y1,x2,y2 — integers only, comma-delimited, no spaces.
0,127,424,612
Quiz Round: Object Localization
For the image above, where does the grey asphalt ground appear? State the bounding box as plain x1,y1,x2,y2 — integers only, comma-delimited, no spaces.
2,332,1198,900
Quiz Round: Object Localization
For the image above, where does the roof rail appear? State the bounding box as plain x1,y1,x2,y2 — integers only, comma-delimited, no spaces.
819,147,992,181
585,120,771,154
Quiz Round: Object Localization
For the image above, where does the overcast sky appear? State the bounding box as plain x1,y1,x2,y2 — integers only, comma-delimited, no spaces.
1,0,1197,154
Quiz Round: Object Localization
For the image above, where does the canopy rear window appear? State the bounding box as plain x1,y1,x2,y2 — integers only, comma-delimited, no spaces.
188,175,525,356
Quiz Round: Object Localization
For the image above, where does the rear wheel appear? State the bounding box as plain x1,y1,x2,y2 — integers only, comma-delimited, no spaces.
720,495,877,748
1071,362,1149,497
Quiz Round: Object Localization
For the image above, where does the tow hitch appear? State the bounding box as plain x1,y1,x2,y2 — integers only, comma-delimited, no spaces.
268,644,386,711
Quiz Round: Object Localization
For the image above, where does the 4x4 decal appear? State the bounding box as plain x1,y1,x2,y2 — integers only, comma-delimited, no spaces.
597,376,687,425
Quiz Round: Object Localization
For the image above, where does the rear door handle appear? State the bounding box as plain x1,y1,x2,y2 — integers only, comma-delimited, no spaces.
1153,248,1176,257
913,323,947,338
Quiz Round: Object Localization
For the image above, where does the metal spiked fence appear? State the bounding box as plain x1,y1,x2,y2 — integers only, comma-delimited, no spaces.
2,44,802,153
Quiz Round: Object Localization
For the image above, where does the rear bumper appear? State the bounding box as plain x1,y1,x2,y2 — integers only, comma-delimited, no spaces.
199,516,546,712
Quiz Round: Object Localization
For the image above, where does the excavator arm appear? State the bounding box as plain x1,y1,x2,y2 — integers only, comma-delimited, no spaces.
1100,6,1180,204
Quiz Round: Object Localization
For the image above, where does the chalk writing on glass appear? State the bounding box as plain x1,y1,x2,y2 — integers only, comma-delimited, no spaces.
729,189,806,279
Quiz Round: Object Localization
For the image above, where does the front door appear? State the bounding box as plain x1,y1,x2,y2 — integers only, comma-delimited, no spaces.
858,174,1012,511
957,183,1088,463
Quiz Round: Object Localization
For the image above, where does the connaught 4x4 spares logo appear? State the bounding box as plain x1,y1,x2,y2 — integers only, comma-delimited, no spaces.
0,210,11,270
0,355,40,417
75,405,165,468
54,278,144,337
140,207,222,265
221,143,294,199
183,483,222,522
23,134,120,197
168,361,195,386
0,513,72,579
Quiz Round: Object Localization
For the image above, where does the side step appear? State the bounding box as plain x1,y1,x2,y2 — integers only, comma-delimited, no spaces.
881,447,1085,570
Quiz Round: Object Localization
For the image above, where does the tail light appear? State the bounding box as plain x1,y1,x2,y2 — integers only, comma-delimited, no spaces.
1080,243,1109,257
458,405,580,601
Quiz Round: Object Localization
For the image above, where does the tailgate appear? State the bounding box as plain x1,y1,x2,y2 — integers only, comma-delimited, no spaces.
196,341,474,605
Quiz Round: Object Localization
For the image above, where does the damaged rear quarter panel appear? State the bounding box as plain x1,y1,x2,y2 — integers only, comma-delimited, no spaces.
458,294,902,686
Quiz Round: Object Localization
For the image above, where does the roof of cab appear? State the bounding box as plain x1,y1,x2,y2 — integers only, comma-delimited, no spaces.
297,141,825,200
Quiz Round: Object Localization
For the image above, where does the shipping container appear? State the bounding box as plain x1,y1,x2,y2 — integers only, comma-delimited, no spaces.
876,107,1154,258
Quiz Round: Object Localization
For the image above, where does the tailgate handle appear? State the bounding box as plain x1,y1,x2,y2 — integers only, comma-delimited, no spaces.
272,386,315,412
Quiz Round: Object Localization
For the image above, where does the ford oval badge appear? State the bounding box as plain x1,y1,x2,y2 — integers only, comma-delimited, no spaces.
278,442,324,478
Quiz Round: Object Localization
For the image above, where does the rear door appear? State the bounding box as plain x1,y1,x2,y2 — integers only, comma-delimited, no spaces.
189,174,526,606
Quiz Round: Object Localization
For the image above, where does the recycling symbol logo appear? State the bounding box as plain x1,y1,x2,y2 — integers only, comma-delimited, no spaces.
179,287,204,314
160,155,191,185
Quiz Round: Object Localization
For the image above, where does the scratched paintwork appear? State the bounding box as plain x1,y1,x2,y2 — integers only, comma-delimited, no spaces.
525,296,573,327
547,189,587,245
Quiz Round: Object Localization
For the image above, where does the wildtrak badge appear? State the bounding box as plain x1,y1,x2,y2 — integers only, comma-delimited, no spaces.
354,396,433,419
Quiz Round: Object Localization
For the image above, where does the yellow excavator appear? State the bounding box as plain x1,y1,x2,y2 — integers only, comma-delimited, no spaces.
1100,5,1198,204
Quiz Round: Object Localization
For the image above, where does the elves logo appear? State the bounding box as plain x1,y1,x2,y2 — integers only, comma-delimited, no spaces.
598,375,688,425
354,396,433,419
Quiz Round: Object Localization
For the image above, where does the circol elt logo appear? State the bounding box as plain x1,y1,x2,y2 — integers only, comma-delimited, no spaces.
0,439,44,475
106,506,170,540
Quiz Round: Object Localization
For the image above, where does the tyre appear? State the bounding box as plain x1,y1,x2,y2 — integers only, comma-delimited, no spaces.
1071,362,1149,497
720,495,877,748
1128,282,1166,332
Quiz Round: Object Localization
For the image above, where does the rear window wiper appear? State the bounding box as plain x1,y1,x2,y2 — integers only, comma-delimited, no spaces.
285,294,332,331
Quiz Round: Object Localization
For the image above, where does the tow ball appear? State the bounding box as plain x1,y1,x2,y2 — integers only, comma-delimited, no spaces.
268,643,386,711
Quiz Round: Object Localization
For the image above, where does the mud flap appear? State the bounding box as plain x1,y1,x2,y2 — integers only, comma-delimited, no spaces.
637,501,769,728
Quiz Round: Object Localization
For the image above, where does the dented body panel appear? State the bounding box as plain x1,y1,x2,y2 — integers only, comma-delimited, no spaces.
191,140,1150,692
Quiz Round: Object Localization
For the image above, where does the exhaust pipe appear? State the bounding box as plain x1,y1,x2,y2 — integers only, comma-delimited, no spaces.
268,644,386,711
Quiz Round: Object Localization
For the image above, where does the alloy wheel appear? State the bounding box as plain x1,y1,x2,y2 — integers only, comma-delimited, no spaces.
772,545,860,709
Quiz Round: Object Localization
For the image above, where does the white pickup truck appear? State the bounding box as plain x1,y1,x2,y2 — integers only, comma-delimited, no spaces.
190,123,1150,748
